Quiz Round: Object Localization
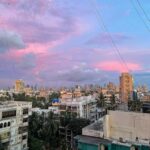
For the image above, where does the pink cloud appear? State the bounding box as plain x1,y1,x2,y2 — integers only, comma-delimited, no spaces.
95,61,142,72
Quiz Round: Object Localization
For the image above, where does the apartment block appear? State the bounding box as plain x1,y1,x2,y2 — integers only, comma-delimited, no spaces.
0,101,32,150
120,73,133,103
15,80,25,93
59,96,97,121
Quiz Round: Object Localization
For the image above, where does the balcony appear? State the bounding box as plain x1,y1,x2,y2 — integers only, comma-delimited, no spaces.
0,132,10,143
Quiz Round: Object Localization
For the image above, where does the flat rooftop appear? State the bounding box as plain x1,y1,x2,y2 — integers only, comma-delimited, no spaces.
74,135,112,145
0,101,32,109
83,120,103,131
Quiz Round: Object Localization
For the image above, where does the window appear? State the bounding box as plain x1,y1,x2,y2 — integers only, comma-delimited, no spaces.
18,126,28,134
23,144,26,149
4,122,7,127
22,135,27,140
0,123,3,128
2,110,16,118
23,108,28,115
8,122,10,126
23,118,28,123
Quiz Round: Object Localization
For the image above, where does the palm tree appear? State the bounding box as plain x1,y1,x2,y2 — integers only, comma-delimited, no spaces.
39,112,59,150
96,92,106,108
109,94,116,110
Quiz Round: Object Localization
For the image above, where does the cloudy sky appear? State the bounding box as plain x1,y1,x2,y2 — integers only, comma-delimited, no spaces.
0,0,150,88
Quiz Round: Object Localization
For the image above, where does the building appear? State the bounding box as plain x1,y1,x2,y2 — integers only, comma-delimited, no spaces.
15,80,25,93
0,101,32,150
120,73,133,103
75,111,150,150
59,96,97,122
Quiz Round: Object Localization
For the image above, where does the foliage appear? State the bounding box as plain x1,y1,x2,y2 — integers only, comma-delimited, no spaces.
110,94,116,105
108,94,116,110
96,92,105,108
28,112,59,150
0,137,4,150
49,92,60,103
28,136,44,150
69,118,90,135
128,100,142,112
13,93,26,101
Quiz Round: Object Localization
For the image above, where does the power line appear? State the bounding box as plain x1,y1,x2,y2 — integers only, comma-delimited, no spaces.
130,0,150,32
136,0,150,22
89,0,131,73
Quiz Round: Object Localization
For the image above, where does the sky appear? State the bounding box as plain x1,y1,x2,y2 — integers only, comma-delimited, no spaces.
0,0,150,88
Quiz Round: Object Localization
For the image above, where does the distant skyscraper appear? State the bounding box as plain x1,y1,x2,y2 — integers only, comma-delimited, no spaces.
15,80,25,93
120,73,133,103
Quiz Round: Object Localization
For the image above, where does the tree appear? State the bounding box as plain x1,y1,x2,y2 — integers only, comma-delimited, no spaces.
128,100,142,112
28,112,59,150
13,93,26,101
108,94,116,110
69,118,90,135
96,92,105,108
28,136,44,150
38,112,59,150
0,137,4,150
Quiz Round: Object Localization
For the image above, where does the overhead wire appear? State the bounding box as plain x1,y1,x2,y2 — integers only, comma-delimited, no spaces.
136,0,150,22
89,0,131,74
130,0,150,32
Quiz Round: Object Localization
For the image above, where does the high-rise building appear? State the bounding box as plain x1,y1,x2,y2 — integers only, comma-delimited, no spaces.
0,101,32,150
15,80,25,93
120,73,133,103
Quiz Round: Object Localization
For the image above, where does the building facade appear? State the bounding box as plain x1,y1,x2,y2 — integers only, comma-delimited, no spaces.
59,96,97,122
15,80,25,93
0,101,32,150
120,73,133,103
74,111,150,150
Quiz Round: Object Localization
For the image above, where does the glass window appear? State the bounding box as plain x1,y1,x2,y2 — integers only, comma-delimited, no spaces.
2,110,16,118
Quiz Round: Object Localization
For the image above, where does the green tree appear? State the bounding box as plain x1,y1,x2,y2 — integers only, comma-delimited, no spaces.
28,112,59,150
96,92,105,108
108,94,116,110
49,92,60,104
0,137,4,150
13,93,26,101
28,136,44,150
69,118,90,135
128,100,142,112
38,112,59,150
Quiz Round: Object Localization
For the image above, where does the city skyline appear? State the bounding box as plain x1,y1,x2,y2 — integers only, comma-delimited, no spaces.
0,0,150,87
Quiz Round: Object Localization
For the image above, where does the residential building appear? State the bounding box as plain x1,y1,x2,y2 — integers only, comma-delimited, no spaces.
120,73,133,103
59,95,97,122
0,101,32,150
75,111,150,150
15,80,25,93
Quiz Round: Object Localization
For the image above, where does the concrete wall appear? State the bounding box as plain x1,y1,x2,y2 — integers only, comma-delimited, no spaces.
104,111,150,141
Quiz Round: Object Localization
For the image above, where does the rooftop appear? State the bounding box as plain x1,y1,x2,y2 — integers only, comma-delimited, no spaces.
74,135,112,145
60,95,96,105
0,101,32,109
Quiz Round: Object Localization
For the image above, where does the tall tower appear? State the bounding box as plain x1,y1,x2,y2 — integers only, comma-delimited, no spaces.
15,80,25,93
120,73,133,103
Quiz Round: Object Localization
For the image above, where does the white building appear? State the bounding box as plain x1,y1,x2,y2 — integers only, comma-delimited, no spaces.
104,111,150,143
59,95,97,121
82,110,150,145
0,101,32,150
